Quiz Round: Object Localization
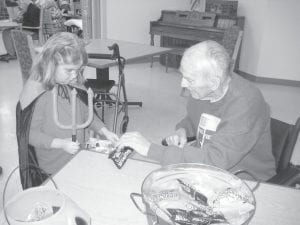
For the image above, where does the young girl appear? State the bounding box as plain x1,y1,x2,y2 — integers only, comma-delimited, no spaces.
17,32,118,188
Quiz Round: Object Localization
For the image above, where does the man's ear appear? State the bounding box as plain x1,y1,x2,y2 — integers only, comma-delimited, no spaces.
209,76,220,91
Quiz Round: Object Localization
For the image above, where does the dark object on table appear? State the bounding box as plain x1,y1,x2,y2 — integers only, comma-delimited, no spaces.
109,147,133,169
0,166,2,175
161,136,196,146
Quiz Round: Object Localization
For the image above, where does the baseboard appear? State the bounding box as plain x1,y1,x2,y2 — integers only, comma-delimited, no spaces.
236,70,300,87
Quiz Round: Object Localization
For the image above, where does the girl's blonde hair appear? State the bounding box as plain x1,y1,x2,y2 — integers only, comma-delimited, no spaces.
30,32,88,90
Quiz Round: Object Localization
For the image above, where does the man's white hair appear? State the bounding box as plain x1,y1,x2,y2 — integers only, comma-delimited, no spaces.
180,40,231,81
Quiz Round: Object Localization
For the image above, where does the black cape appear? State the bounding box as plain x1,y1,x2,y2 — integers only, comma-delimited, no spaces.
16,84,91,190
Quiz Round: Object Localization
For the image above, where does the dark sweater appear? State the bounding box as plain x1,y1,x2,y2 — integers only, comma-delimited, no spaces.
22,3,40,27
148,74,276,181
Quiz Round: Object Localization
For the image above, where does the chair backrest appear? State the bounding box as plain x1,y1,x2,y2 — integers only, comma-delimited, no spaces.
11,30,36,84
271,117,300,174
222,25,243,73
21,4,45,44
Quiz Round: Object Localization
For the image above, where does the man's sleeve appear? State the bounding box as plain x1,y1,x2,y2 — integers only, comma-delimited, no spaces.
175,115,196,138
175,98,197,137
148,97,270,169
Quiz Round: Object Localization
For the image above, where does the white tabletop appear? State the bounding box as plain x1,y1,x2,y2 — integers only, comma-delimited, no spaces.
50,150,300,225
2,150,300,225
85,39,172,69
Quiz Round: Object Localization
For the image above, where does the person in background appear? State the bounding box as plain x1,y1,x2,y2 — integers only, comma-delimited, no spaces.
0,0,32,61
5,0,19,21
1,0,67,62
117,40,276,182
17,32,118,188
56,0,70,13
35,0,67,39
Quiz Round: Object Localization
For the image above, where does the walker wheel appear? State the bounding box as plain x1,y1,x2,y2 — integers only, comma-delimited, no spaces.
120,116,129,134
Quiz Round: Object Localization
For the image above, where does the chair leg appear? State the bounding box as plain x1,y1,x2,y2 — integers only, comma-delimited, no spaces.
165,53,169,73
150,56,154,68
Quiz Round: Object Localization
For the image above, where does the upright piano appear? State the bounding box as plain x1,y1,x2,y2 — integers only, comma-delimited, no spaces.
150,7,245,68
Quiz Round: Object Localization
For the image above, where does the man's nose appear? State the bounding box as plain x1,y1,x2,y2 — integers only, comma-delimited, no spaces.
181,79,189,88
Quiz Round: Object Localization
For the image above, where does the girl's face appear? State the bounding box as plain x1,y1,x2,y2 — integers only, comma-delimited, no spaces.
55,63,84,85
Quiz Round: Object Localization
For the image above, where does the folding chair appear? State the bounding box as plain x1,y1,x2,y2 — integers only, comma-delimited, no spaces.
85,44,129,134
11,29,36,84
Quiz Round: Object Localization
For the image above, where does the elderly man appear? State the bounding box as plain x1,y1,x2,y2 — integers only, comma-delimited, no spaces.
118,40,276,181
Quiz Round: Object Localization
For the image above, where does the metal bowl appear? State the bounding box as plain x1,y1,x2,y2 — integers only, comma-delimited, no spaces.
131,163,256,225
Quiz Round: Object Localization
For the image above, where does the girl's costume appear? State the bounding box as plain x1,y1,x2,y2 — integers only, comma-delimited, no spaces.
17,80,101,189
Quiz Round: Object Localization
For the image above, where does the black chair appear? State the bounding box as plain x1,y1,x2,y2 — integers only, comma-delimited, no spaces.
267,117,300,186
84,79,115,122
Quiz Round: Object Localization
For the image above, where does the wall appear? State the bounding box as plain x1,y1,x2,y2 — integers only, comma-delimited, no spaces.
103,0,300,81
238,0,300,81
105,0,190,44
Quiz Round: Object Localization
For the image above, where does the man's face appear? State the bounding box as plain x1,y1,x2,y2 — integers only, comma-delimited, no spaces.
181,69,215,100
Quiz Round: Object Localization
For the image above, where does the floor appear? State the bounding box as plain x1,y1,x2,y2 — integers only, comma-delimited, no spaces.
1,50,300,212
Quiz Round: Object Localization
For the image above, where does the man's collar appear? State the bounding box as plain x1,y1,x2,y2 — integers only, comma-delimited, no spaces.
209,76,231,103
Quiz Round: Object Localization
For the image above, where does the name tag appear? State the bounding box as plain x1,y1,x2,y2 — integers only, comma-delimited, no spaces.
197,113,221,148
199,113,221,132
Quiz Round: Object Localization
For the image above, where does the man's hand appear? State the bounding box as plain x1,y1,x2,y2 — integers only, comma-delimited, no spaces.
99,127,119,145
117,132,151,156
165,128,187,148
51,138,80,154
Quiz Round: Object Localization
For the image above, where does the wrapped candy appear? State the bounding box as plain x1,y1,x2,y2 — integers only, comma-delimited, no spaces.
109,147,133,169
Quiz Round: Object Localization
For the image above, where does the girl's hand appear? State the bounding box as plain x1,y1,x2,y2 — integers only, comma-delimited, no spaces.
99,127,119,144
51,138,80,154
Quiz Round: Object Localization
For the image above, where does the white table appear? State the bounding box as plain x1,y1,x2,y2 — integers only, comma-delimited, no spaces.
49,150,300,225
2,150,300,225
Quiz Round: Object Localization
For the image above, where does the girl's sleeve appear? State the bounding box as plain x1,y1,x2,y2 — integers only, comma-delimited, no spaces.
29,94,55,149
